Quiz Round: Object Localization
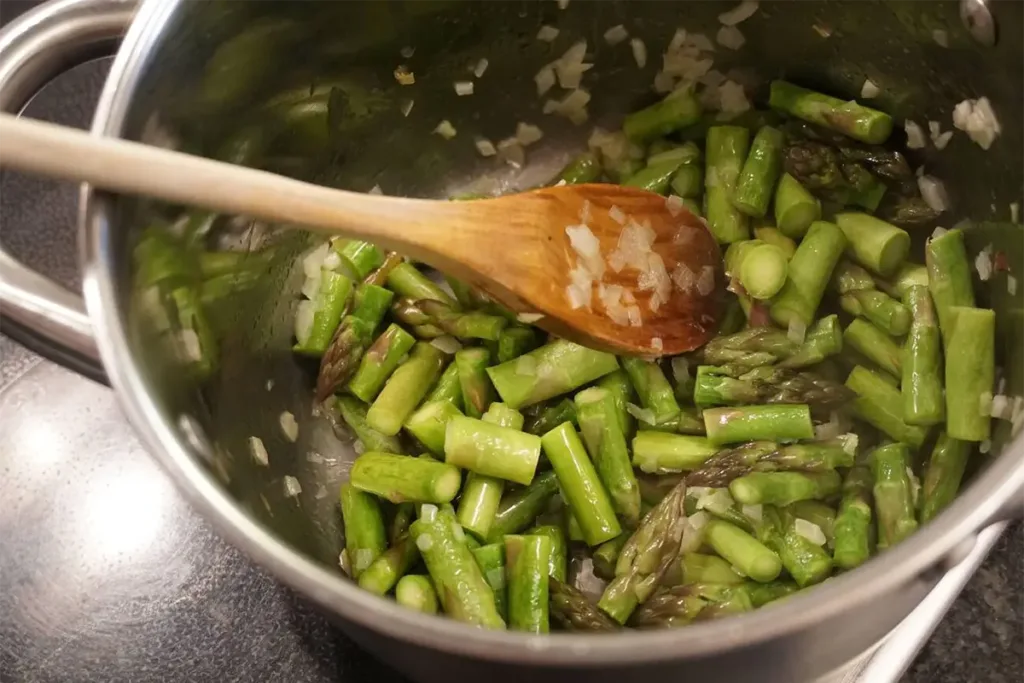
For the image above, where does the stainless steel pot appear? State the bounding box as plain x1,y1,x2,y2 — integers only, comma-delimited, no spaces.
1,1,1021,681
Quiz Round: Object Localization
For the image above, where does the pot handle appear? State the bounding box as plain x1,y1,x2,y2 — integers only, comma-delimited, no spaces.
0,0,135,381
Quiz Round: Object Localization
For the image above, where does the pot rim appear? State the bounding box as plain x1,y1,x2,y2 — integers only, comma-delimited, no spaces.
80,0,1024,666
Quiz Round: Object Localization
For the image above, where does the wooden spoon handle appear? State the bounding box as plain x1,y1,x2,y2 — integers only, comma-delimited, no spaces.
0,112,463,252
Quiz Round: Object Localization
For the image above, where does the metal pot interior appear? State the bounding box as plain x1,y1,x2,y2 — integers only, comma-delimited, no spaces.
96,0,1021,650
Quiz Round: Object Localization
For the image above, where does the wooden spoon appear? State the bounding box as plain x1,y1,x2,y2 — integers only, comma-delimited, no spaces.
0,113,724,355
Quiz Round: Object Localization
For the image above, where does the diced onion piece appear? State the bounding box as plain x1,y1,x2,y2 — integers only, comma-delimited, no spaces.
265,379,274,391
544,88,591,125
717,80,751,117
861,79,880,99
840,432,859,456
394,65,415,85
555,40,591,89
294,300,316,346
1010,202,1020,224
306,451,325,464
718,0,759,26
904,120,926,149
517,312,544,324
302,242,330,279
680,512,708,553
609,205,627,225
475,137,497,157
672,262,696,293
794,518,827,546
918,175,949,213
1008,275,1018,296
301,273,321,300
400,45,416,59
420,503,439,521
537,25,560,42
666,194,684,217
716,25,745,50
279,411,299,442
566,223,605,279
557,0,570,8
626,403,656,425
249,436,269,466
630,38,648,68
535,64,556,96
497,136,526,167
814,413,843,440
283,475,302,498
430,336,462,354
650,337,663,353
974,245,993,281
515,122,544,146
514,355,537,380
604,24,629,46
626,304,642,327
473,57,489,78
979,439,991,454
696,266,715,296
322,251,342,272
1011,397,1024,436
689,510,710,530
787,317,807,344
671,356,691,386
454,80,474,96
741,504,763,523
687,486,712,501
930,226,948,240
933,130,953,150
434,120,457,139
400,99,415,117
812,23,833,38
353,439,365,455
991,394,1012,420
932,29,949,47
952,97,1002,150
696,487,735,512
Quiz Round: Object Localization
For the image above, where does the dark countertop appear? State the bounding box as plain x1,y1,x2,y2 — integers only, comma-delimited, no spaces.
0,38,1020,683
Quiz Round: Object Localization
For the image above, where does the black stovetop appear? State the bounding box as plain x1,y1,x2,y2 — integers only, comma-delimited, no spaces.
0,16,1019,683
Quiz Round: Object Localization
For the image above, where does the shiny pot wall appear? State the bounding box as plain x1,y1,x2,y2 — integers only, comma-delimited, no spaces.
0,1,1021,682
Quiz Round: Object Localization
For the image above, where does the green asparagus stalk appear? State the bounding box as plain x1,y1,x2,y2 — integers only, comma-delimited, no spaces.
497,326,540,363
844,319,902,377
630,585,710,627
945,306,995,442
831,261,876,294
753,226,797,259
624,158,688,195
333,239,385,280
768,80,893,144
389,503,415,544
685,438,854,487
471,543,508,620
347,324,417,403
926,229,976,344
549,577,619,631
724,239,789,300
705,125,751,243
623,89,702,143
702,327,799,370
770,220,848,327
846,366,930,447
703,405,814,445
674,552,745,586
529,524,568,582
366,342,446,435
425,362,463,408
840,289,912,337
670,163,703,199
392,298,507,341
870,444,918,549
756,505,833,587
598,481,689,623
592,534,629,580
703,519,783,583
386,262,457,306
832,465,874,569
540,423,621,546
504,534,552,633
648,141,702,166
395,574,440,614
294,269,354,356
919,432,972,523
575,387,642,525
404,399,463,455
444,415,542,485
340,483,388,578
745,580,800,607
524,398,578,435
729,470,841,507
554,152,602,185
486,340,619,409
456,403,523,540
357,533,420,595
410,505,505,628
598,369,636,437
350,452,462,504
774,173,822,239
332,396,405,454
882,262,930,298
455,347,494,418
733,126,785,218
487,471,560,541
620,357,682,426
835,213,910,277
631,431,718,474
902,285,944,425
315,283,395,400
778,315,844,369
693,365,854,413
